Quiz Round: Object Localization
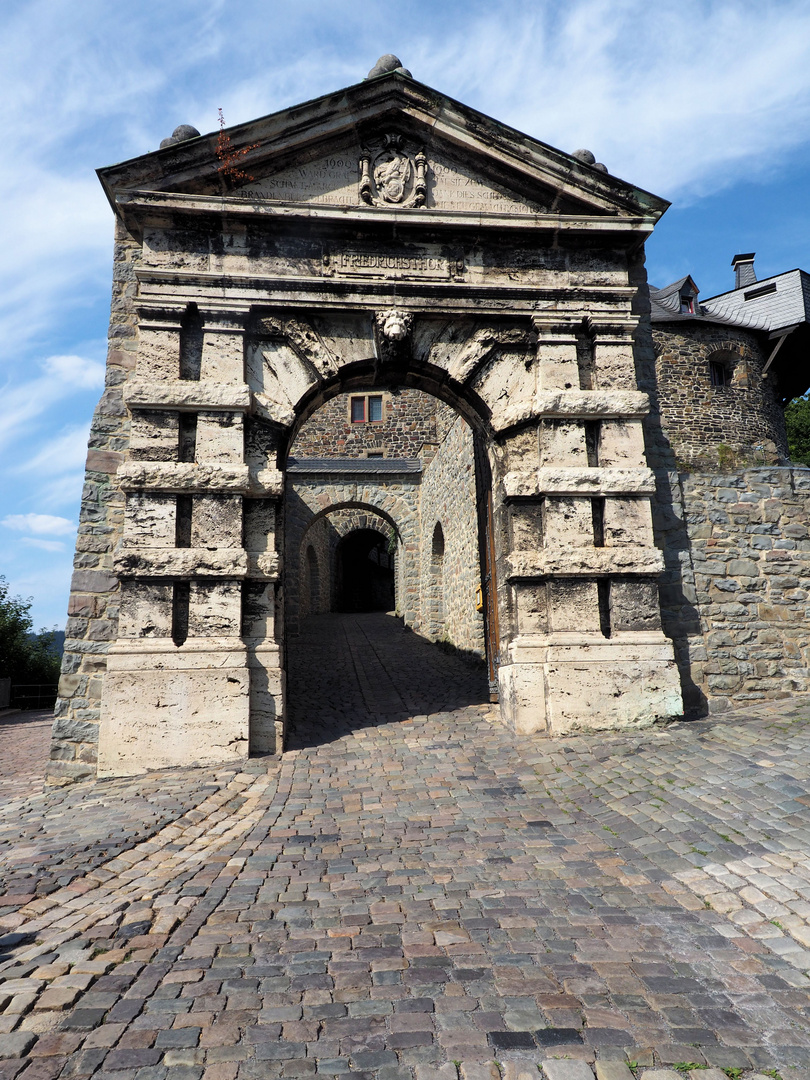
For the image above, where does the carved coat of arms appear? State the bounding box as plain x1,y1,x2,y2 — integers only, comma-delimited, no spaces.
360,134,427,208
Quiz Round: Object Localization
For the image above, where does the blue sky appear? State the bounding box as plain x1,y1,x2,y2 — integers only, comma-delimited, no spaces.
2,0,810,631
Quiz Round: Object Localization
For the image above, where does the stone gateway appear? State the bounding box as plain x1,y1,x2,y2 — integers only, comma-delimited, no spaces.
49,59,802,782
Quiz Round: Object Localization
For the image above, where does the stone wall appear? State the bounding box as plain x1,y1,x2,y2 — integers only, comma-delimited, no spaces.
655,465,810,713
299,516,331,618
651,324,788,468
290,387,438,458
419,413,485,655
49,219,138,784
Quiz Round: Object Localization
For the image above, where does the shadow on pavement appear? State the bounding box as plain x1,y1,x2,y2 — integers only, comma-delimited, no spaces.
285,611,490,749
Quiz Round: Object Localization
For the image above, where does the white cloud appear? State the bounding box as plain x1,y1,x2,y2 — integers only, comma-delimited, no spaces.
44,356,105,390
25,538,66,553
16,425,93,478
33,472,88,513
0,368,100,454
411,0,810,200
2,514,76,536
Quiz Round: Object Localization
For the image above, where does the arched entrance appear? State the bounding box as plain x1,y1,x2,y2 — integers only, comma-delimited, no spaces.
82,73,686,783
335,528,395,612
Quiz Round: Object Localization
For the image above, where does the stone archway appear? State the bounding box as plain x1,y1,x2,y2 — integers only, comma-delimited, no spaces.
291,502,403,628
285,494,412,635
64,73,688,781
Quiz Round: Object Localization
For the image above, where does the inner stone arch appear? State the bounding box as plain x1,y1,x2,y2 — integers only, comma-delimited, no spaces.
294,502,403,623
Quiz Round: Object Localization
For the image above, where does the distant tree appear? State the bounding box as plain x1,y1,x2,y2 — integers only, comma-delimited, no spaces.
785,396,810,467
0,576,61,685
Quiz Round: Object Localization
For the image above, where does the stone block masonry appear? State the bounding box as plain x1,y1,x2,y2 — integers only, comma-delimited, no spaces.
656,465,810,712
50,67,689,779
49,220,140,784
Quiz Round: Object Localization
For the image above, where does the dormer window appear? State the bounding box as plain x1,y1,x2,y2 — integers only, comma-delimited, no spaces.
679,283,698,314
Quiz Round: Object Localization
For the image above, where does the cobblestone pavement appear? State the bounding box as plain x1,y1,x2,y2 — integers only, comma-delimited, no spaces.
0,711,53,805
1,612,810,1079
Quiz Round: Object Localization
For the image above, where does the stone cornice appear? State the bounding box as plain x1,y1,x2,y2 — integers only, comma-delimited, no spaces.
133,268,641,319
504,467,655,498
116,189,658,238
117,462,283,497
491,390,650,433
506,545,665,579
112,546,279,580
123,380,251,411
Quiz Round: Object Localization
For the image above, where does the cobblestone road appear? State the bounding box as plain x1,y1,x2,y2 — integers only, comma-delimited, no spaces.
1,613,810,1079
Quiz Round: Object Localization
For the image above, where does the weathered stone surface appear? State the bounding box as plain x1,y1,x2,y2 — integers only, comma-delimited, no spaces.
124,379,251,410
504,466,656,497
113,547,249,578
506,545,665,578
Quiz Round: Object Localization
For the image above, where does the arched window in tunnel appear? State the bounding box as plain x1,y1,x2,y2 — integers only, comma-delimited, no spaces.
335,528,396,613
306,544,320,613
429,521,445,636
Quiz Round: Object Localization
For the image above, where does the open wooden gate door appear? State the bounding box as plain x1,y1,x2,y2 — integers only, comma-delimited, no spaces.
474,434,501,702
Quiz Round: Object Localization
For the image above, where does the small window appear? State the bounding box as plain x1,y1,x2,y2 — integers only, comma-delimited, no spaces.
710,360,730,387
744,282,777,301
679,295,695,314
349,394,385,424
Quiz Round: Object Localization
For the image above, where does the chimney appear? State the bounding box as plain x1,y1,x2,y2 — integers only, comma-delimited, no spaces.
732,253,756,290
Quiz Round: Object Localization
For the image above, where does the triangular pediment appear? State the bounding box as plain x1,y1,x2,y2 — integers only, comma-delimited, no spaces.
98,73,669,222
230,135,555,215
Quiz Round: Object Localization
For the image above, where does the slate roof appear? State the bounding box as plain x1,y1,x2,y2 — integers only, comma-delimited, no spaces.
649,278,770,330
701,269,810,333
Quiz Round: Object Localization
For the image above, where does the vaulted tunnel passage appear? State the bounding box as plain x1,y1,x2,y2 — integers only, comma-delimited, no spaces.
335,528,395,612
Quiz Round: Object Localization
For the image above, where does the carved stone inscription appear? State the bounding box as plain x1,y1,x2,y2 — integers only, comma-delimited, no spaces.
431,161,543,214
239,153,359,206
327,250,451,280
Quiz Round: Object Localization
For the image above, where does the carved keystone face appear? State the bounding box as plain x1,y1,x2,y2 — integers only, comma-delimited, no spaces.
380,311,411,340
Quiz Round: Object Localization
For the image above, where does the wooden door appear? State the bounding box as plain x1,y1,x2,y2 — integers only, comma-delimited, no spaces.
474,434,501,702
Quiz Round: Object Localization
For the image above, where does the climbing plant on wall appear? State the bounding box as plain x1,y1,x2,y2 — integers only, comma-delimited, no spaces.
785,396,810,467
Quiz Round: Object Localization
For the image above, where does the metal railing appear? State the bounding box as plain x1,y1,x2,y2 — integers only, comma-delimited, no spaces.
10,684,58,710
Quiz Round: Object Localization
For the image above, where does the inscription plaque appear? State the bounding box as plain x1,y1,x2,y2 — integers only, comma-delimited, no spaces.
328,250,451,279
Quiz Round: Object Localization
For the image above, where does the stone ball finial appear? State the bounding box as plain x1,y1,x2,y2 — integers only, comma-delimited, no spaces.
172,124,201,142
159,124,201,149
572,148,608,173
367,54,412,79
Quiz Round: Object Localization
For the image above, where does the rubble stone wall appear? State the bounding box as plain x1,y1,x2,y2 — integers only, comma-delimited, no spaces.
419,413,485,655
290,387,438,458
651,324,788,468
299,516,331,618
655,465,810,714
